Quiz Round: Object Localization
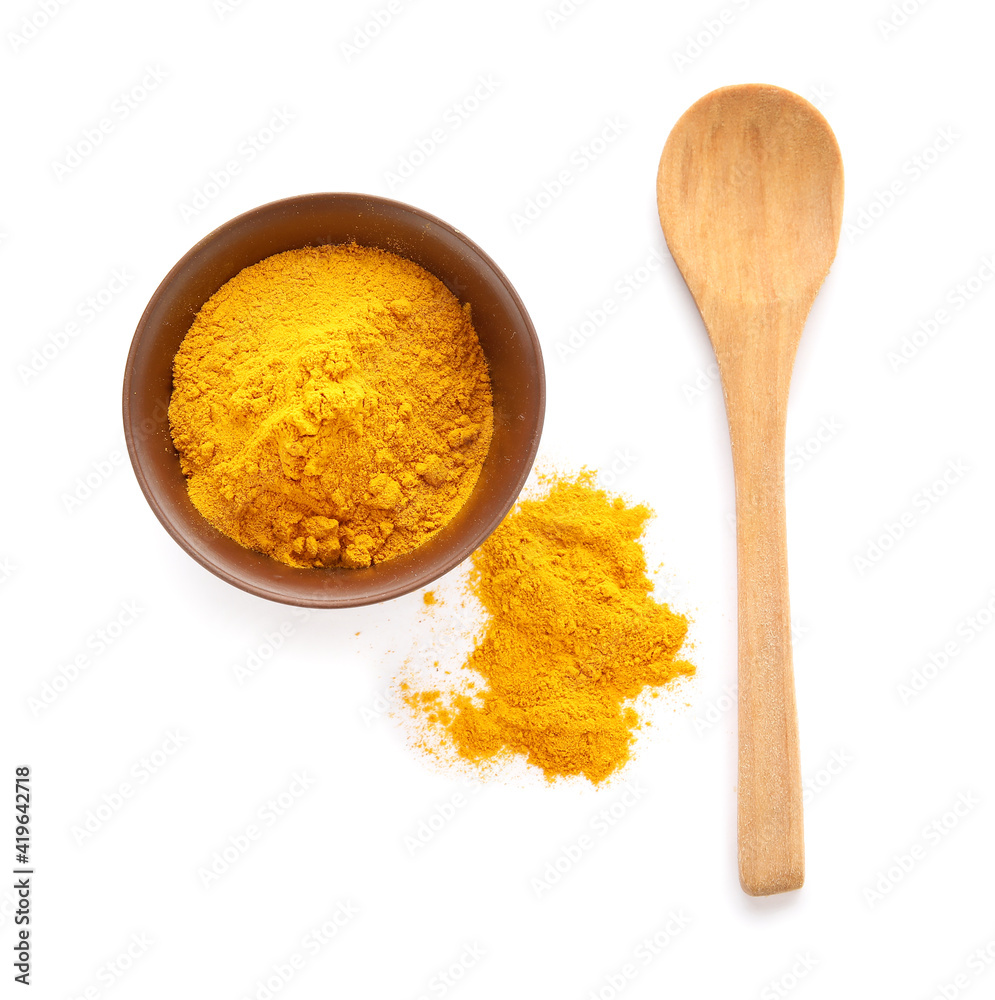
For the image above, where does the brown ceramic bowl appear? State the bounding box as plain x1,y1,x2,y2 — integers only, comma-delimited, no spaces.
123,193,545,607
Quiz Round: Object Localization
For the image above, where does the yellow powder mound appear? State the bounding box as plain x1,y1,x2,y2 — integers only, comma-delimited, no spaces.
169,244,493,568
405,473,694,783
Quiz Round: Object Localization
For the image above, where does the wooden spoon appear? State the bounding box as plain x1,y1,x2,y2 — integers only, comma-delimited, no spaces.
657,85,843,895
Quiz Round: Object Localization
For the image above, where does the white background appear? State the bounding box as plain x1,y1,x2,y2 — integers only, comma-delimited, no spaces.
3,0,995,997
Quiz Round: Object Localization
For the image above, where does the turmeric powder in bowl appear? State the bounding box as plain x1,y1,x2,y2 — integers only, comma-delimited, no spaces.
168,243,494,569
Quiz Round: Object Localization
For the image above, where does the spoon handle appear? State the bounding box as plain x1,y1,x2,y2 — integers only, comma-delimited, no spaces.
728,381,804,896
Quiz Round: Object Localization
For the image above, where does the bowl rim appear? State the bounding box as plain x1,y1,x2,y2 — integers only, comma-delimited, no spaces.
122,191,545,608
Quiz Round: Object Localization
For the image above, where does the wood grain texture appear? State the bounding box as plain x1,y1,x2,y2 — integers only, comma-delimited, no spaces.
657,85,843,896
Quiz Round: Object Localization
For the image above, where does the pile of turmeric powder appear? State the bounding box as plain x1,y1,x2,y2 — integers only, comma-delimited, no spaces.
404,473,694,784
169,244,493,568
